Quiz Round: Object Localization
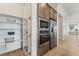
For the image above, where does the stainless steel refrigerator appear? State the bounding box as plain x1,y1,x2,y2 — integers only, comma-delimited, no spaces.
49,19,57,49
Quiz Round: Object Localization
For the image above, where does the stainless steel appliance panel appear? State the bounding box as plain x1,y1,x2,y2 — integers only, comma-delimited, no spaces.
37,17,50,55
50,19,57,49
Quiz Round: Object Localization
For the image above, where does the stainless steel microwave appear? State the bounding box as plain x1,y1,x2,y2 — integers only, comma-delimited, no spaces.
39,17,49,29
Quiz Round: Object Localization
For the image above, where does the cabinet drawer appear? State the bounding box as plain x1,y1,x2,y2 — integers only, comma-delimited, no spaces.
6,41,21,52
0,16,22,24
0,37,5,43
7,17,22,24
0,23,21,29
0,15,7,23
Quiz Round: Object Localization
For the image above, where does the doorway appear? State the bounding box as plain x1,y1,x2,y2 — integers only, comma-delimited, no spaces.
58,14,79,55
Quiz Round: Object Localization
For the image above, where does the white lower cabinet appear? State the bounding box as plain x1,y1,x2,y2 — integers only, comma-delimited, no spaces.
0,44,6,54
0,41,21,55
6,41,21,52
0,37,5,44
0,15,22,55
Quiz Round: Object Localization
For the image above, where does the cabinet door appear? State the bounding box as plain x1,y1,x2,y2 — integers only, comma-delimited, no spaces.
38,4,50,20
0,4,24,18
0,44,6,54
37,4,44,18
53,38,57,47
6,41,21,52
53,11,57,20
50,8,54,19
44,4,49,20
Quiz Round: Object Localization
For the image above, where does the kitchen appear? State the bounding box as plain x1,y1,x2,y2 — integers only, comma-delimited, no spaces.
0,3,57,56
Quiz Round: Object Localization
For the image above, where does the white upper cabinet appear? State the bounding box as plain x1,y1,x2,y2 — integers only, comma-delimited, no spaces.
0,3,31,19
0,3,24,18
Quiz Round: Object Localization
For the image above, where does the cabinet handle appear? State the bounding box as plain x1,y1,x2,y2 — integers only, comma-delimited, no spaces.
7,18,16,22
29,17,31,19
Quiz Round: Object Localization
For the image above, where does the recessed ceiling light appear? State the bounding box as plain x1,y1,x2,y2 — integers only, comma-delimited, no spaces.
40,3,46,7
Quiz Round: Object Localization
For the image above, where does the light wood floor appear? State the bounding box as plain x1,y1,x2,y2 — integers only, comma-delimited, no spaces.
43,47,72,56
60,35,79,56
1,49,25,56
44,35,79,56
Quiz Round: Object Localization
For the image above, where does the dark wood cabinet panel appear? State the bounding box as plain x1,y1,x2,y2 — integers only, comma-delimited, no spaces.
53,38,57,47
37,4,44,18
53,10,57,20
50,8,54,19
44,4,49,20
37,4,50,20
37,3,57,20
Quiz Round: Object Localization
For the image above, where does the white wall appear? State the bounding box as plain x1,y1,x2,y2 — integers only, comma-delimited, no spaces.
57,4,68,41
31,3,37,56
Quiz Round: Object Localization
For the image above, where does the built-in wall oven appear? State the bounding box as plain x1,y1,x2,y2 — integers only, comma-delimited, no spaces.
38,17,50,55
40,31,50,45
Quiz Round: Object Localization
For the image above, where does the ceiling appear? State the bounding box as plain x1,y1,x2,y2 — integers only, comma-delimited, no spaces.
61,3,79,15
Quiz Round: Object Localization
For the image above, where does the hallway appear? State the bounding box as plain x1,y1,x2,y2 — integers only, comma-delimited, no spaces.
60,35,79,55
